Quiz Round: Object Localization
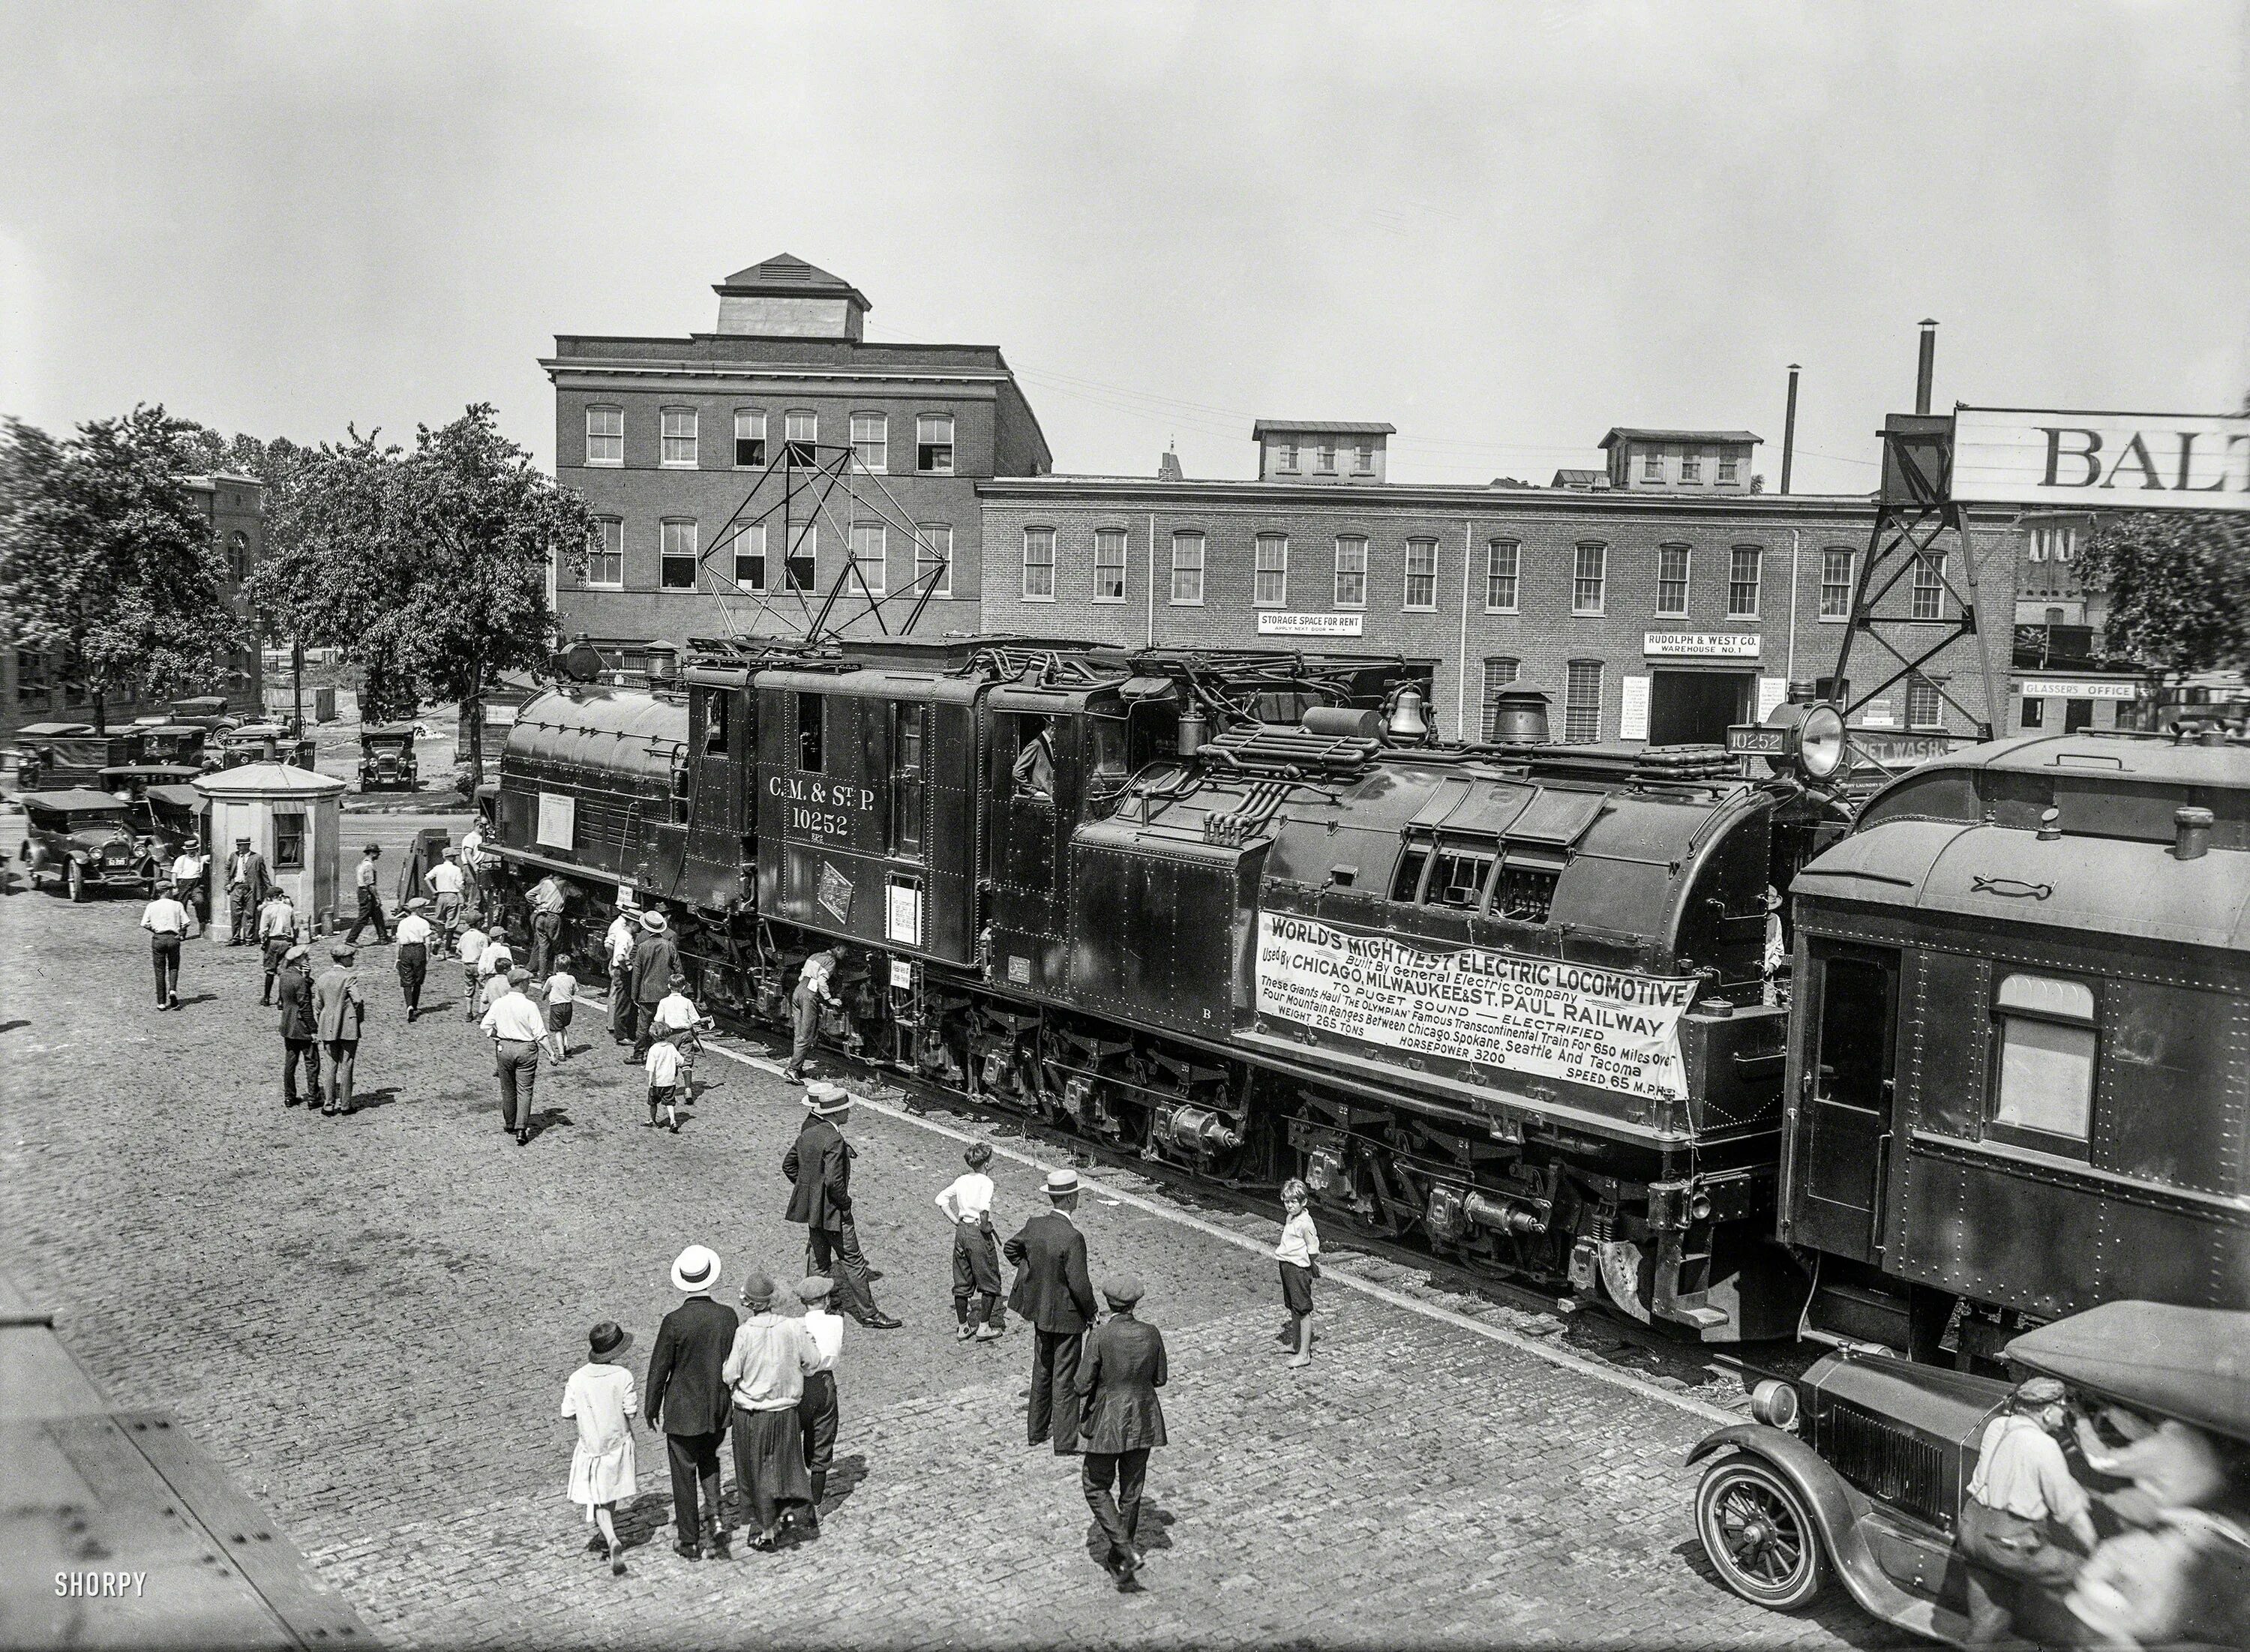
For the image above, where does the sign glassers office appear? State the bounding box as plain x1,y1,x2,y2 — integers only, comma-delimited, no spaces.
2019,679,2140,700
1255,913,1697,1103
1258,611,1364,638
1953,406,2250,512
1644,631,1762,659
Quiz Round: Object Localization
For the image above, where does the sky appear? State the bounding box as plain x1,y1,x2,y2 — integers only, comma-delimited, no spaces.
2,1,2245,496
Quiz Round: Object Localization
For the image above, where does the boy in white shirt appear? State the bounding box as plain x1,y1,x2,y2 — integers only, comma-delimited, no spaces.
542,952,579,1062
650,973,709,1099
644,1035,686,1133
794,1276,844,1530
457,915,488,1021
936,1143,1006,1342
1275,1177,1322,1368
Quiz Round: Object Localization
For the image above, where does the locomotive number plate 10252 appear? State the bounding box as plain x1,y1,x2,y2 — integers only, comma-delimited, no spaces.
1726,724,1790,756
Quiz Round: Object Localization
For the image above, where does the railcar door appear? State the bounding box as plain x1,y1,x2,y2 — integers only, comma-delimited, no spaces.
1790,942,1899,1261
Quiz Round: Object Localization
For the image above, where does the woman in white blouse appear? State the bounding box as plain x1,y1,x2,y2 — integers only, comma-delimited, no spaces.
561,1321,640,1574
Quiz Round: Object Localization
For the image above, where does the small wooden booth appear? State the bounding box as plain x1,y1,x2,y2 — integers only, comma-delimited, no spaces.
192,763,347,934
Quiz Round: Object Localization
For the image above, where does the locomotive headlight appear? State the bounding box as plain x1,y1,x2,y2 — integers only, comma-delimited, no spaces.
1795,703,1846,781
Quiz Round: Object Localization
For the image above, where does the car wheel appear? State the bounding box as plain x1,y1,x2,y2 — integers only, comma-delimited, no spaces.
68,860,87,902
1694,1454,1826,1610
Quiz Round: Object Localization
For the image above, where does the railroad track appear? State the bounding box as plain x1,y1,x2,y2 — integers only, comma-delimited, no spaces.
682,1012,1811,1406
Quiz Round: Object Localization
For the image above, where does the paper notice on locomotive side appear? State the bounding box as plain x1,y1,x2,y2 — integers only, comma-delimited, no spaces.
1255,912,1698,1102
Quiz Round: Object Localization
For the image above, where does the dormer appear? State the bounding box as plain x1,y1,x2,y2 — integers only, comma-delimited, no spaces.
1252,420,1394,483
1600,427,1762,493
712,254,872,340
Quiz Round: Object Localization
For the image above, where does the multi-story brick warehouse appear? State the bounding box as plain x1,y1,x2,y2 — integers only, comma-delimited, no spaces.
976,459,2024,747
548,254,1051,651
4,471,265,745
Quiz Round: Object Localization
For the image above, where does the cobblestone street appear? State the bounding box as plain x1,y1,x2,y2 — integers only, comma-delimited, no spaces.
0,823,1894,1649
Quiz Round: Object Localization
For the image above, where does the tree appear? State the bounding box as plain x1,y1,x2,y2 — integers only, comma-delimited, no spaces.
0,406,247,730
250,405,592,784
2078,511,2250,674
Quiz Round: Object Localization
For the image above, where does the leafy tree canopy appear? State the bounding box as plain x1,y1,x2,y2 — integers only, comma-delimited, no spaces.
2079,510,2250,675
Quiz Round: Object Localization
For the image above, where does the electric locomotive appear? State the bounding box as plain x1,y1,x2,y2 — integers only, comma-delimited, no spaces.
484,637,1840,1342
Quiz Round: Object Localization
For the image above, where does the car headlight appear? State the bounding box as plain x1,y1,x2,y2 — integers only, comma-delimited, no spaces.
1750,1379,1800,1430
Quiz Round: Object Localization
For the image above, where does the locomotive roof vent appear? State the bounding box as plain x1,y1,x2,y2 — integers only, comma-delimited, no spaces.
2174,805,2214,860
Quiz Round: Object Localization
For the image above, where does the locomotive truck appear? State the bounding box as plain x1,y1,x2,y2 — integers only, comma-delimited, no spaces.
479,635,2250,1356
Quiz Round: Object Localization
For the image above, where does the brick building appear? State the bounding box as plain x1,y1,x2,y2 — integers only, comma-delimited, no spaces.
977,435,2024,748
547,254,1052,654
4,471,264,744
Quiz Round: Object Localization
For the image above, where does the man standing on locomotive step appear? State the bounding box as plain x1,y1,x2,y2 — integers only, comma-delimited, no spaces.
225,835,273,946
782,950,842,1081
604,903,638,1048
628,910,679,1061
526,871,568,978
1005,1168,1099,1455
782,1086,902,1330
1955,1375,2098,1645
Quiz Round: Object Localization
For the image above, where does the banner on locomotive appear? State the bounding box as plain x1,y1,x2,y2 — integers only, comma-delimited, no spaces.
1255,913,1699,1102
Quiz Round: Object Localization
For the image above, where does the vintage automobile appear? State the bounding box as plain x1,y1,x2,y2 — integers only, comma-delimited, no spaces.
15,790,152,901
358,724,420,792
1688,1300,2250,1643
98,763,208,804
216,722,316,771
130,782,210,886
167,696,239,732
134,722,214,769
14,724,142,792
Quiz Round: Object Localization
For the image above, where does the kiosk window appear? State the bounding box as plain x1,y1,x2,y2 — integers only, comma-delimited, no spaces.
274,813,304,871
1991,973,2096,1148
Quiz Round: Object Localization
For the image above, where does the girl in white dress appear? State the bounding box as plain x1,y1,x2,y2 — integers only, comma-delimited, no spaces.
561,1321,640,1574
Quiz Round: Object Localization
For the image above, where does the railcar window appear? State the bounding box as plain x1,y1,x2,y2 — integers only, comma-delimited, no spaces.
1990,973,2096,1150
890,703,924,856
797,694,824,773
704,692,730,755
1426,838,1497,910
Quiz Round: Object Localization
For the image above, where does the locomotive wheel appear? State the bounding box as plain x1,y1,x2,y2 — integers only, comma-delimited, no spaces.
1694,1456,1826,1610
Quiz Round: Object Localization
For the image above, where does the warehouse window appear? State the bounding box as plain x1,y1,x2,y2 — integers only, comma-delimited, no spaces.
1094,528,1127,602
1480,658,1520,740
1354,439,1375,474
1906,673,1943,729
1316,440,1336,474
586,518,624,589
585,406,623,466
1254,534,1288,607
661,409,698,468
890,702,924,857
1022,527,1056,601
1276,437,1298,472
851,412,887,473
1911,551,1946,620
1990,973,2096,1152
796,694,824,773
1334,537,1367,607
1171,531,1204,604
1572,542,1606,615
2020,695,2046,730
916,524,951,598
1656,544,1690,618
1484,540,1519,613
1404,538,1438,610
1641,450,1664,482
785,523,816,592
1564,659,1602,743
850,523,886,596
1727,544,1762,619
734,409,766,468
1819,548,1855,620
784,410,817,466
1717,455,1739,484
1680,454,1702,484
731,522,765,591
659,520,698,589
917,413,953,473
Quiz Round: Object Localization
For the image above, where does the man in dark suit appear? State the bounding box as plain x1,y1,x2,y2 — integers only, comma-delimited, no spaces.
644,1244,740,1561
1004,1168,1098,1454
627,910,679,1061
1076,1274,1168,1586
782,1085,901,1330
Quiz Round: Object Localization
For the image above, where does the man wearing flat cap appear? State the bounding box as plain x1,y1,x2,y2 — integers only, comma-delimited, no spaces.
313,944,366,1116
1956,1375,2098,1645
644,1245,738,1560
782,1086,901,1330
1076,1275,1168,1587
794,1276,844,1530
1005,1168,1099,1454
275,943,320,1109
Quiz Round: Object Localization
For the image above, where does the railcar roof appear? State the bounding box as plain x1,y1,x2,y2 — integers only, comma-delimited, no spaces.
1880,730,2250,792
2006,1303,2250,1444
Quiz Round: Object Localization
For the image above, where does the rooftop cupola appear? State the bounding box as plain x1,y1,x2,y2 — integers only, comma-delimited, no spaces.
712,254,872,340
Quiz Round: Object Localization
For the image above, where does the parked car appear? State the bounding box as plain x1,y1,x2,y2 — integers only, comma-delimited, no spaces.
134,723,214,769
98,763,208,802
15,790,150,901
15,729,141,792
168,695,238,730
358,724,420,792
216,722,316,770
131,782,210,887
1688,1301,2250,1644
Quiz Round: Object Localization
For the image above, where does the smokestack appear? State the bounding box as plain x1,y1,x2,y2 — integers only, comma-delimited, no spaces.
1780,364,1800,494
1915,319,1937,415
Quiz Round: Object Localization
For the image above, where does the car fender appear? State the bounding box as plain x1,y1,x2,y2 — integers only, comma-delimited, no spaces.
1688,1424,1908,1626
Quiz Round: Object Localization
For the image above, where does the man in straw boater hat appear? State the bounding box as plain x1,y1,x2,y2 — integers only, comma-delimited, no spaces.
721,1271,820,1549
644,1245,739,1561
1075,1274,1168,1589
782,1084,902,1330
1004,1168,1100,1455
1955,1375,2099,1645
627,907,679,1062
